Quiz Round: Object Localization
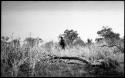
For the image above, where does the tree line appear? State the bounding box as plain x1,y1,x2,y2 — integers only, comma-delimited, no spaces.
1,26,124,50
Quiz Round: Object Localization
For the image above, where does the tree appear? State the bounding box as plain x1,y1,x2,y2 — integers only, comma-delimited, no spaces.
97,26,120,46
59,29,79,46
97,26,120,39
73,37,85,46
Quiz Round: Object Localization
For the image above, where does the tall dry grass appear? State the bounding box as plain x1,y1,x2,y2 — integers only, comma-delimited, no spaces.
1,38,124,77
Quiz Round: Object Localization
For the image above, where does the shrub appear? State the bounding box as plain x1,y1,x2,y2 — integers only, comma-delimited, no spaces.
73,38,85,46
59,29,79,46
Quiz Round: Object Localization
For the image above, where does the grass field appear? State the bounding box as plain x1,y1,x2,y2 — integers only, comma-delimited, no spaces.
1,39,124,77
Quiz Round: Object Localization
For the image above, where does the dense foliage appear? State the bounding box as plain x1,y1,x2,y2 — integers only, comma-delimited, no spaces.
59,29,79,46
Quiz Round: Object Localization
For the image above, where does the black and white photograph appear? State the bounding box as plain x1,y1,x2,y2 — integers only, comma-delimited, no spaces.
1,1,124,77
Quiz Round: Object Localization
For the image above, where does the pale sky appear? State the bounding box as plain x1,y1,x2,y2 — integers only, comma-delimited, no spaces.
1,1,124,42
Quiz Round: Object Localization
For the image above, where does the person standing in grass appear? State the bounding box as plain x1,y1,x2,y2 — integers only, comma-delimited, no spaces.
59,37,65,49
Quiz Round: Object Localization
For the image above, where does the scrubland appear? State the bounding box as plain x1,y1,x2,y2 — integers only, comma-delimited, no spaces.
1,39,124,77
